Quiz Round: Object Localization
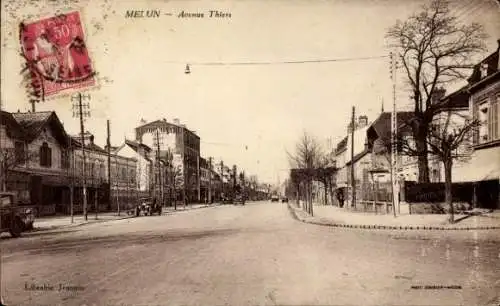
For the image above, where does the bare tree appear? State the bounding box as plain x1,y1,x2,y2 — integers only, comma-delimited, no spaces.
288,131,325,216
0,147,38,191
386,0,487,183
164,148,183,210
400,109,479,223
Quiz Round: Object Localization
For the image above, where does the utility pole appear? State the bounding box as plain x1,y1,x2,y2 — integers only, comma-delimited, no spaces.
0,97,4,192
94,160,98,220
71,92,91,221
154,129,163,205
350,106,356,209
107,120,111,212
390,52,399,217
115,153,120,216
197,155,201,203
220,160,224,201
69,135,74,223
208,157,213,204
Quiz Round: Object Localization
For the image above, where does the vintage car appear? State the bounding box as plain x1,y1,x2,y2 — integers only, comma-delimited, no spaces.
129,198,162,216
234,194,246,205
1,192,30,238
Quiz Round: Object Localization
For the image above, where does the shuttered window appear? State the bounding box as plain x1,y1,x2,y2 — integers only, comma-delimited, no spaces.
491,95,499,141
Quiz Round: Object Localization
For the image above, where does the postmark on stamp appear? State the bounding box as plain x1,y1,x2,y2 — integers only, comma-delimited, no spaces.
19,11,96,99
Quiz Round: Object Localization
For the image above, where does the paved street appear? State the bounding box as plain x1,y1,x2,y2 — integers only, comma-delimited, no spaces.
2,201,500,306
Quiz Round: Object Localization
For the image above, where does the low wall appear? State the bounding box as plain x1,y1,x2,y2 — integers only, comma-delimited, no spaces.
354,201,394,214
408,201,472,214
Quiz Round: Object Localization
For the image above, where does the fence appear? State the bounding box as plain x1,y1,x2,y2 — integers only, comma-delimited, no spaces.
356,180,394,213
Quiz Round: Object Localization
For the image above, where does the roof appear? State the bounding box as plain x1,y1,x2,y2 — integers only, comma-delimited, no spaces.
438,86,469,110
135,118,199,138
125,139,152,153
345,148,370,166
70,138,107,153
468,40,500,85
366,111,414,148
1,111,25,139
345,125,370,166
11,111,69,146
335,136,348,154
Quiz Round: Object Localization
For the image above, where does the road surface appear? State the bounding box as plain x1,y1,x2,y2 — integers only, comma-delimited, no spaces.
2,201,500,305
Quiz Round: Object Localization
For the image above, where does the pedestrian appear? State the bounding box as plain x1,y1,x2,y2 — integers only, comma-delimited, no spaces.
337,191,344,208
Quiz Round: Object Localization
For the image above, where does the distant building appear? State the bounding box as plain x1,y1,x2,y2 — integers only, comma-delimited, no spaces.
334,115,370,207
135,118,201,203
71,132,137,213
114,139,153,195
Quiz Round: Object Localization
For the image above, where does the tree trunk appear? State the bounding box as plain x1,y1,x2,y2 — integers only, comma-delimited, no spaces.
309,181,312,214
323,180,328,205
444,158,454,223
415,125,430,183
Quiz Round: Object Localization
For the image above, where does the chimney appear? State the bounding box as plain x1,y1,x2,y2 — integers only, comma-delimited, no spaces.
173,118,180,125
358,115,368,128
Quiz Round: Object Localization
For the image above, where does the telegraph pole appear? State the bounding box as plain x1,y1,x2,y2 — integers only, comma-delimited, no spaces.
197,155,201,203
94,159,98,220
220,160,224,201
390,52,399,217
350,106,356,209
115,153,120,216
154,129,163,205
208,157,213,204
69,135,74,223
107,120,111,212
72,92,91,220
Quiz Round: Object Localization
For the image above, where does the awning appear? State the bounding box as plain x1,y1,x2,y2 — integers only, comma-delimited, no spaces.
452,147,500,183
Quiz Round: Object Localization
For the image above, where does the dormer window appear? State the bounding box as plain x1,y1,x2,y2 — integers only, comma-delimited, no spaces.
480,63,488,78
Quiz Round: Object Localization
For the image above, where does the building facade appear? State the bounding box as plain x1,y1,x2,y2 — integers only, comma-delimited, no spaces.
1,111,71,215
135,118,201,203
114,139,153,196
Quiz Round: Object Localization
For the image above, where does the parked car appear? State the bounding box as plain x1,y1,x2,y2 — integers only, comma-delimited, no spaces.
281,197,288,203
1,192,27,238
234,194,245,205
271,195,279,202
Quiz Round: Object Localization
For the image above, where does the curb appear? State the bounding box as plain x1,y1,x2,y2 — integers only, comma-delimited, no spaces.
34,215,134,231
287,204,500,231
34,205,216,232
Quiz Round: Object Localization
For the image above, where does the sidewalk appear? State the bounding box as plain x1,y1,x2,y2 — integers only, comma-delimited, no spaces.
34,203,215,231
288,203,500,230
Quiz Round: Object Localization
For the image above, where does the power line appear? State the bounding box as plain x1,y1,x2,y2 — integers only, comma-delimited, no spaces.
163,55,389,66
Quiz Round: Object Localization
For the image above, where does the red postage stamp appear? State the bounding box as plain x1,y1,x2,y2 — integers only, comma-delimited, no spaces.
20,11,95,98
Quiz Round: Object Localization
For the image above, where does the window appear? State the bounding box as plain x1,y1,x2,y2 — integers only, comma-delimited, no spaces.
14,141,25,164
61,150,70,169
39,142,52,167
480,63,488,78
130,169,135,183
100,164,105,179
474,97,499,145
491,95,499,141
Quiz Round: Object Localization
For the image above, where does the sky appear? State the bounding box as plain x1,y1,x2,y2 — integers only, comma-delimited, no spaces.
1,0,500,184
